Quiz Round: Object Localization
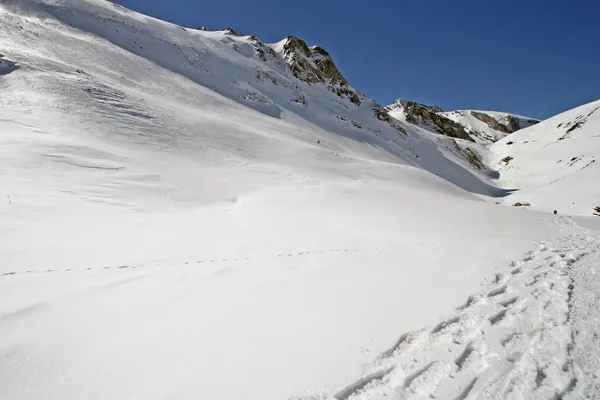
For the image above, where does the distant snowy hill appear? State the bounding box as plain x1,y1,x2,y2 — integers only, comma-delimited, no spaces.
1,1,600,400
488,99,600,215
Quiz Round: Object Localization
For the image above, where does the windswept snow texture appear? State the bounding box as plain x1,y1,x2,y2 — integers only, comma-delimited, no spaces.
488,99,600,216
1,1,600,400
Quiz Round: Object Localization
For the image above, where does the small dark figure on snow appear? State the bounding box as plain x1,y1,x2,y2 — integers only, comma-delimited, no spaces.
553,210,558,215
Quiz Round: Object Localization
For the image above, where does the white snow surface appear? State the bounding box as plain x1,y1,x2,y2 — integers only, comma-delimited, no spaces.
488,99,600,216
1,1,599,399
309,215,600,400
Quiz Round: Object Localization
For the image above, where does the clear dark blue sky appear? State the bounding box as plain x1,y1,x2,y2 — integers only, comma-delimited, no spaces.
115,0,599,119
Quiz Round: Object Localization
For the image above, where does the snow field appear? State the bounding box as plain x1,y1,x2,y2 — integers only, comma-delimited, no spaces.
310,215,600,399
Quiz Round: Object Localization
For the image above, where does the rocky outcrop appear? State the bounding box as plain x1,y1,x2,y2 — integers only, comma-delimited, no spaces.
373,102,407,134
471,111,510,133
281,36,361,106
471,111,540,134
506,115,521,133
388,98,443,114
452,141,484,169
404,102,474,142
282,37,346,86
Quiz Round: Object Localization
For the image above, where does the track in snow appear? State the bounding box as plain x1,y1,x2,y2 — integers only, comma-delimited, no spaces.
0,244,392,277
307,216,600,400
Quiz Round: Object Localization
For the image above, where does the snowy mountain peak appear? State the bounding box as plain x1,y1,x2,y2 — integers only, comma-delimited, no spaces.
274,35,362,105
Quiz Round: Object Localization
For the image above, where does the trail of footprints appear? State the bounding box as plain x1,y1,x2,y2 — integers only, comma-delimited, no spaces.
330,238,590,400
1,245,389,277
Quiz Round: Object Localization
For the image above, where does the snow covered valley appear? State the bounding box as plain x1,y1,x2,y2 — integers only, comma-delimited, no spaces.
1,1,599,399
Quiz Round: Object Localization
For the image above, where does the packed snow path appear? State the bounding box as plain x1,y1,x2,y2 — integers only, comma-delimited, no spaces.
311,215,600,400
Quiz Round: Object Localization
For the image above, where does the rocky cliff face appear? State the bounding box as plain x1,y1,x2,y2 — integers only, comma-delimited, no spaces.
388,98,443,114
388,100,474,142
432,110,541,143
470,111,510,133
470,111,539,134
279,36,362,106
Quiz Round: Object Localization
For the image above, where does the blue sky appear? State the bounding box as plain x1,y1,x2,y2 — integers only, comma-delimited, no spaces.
115,0,599,119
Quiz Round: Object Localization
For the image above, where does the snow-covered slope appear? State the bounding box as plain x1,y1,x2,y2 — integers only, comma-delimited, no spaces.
1,1,599,399
441,110,540,143
488,99,600,216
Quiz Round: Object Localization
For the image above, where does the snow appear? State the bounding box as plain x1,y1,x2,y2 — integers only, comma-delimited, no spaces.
386,98,538,144
440,110,539,143
487,99,600,216
310,215,600,399
1,1,599,399
268,38,288,54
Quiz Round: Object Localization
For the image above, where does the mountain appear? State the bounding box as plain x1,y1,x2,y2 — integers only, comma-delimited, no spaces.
441,109,540,143
386,98,540,144
1,1,599,400
387,97,444,114
386,99,473,141
488,99,600,215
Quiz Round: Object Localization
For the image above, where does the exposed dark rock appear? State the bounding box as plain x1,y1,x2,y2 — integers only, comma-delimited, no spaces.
451,141,484,169
292,89,306,104
283,36,311,58
373,102,407,135
224,27,242,36
404,102,474,141
506,115,522,132
373,102,393,122
388,98,443,113
281,36,360,105
463,148,483,169
471,112,540,134
471,111,510,133
283,36,347,86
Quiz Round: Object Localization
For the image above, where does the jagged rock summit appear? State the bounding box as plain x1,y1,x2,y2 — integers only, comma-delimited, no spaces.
273,35,362,106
